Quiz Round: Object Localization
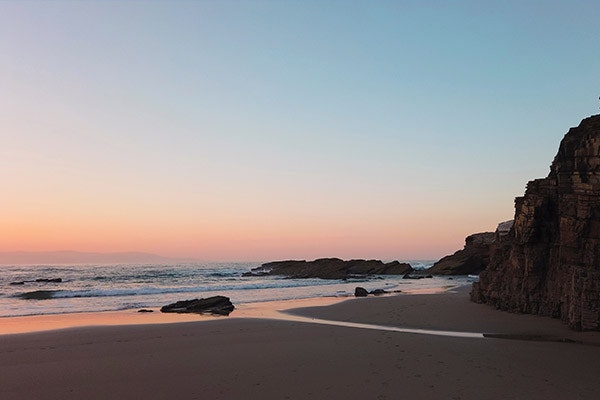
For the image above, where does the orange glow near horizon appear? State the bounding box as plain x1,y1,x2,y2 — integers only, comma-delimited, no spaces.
1,197,508,261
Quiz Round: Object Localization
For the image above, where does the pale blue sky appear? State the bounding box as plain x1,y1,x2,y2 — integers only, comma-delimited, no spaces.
1,1,599,260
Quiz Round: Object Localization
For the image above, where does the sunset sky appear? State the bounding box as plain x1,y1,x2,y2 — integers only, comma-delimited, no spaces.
1,1,599,262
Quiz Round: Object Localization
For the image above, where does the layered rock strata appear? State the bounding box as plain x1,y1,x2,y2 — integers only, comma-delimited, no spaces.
471,115,600,331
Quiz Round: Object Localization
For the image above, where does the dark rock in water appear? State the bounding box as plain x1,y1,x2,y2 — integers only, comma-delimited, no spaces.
471,114,600,331
402,273,424,280
355,287,389,296
247,258,413,279
160,295,235,316
138,309,154,313
425,274,433,278
370,289,388,296
241,270,270,277
35,278,62,283
18,290,58,300
10,277,63,285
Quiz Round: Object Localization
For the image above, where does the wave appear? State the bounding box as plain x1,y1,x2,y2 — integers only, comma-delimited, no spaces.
88,269,242,283
206,271,240,278
14,278,351,300
17,290,61,300
410,261,435,270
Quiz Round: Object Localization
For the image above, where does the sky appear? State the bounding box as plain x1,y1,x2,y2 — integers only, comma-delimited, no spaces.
1,0,599,262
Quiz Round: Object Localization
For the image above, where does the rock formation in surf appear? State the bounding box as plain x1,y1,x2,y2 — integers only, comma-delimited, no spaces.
471,115,600,331
244,258,413,280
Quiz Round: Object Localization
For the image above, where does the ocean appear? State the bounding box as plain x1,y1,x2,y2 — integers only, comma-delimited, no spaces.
0,261,471,318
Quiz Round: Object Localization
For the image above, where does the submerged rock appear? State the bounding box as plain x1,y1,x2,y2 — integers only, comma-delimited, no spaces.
160,296,235,316
10,277,62,285
241,270,270,277
35,278,62,283
17,290,58,300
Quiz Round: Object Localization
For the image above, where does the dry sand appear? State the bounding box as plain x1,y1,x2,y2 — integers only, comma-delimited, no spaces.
1,286,599,400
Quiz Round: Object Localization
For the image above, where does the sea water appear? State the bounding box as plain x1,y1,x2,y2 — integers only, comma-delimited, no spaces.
0,262,470,317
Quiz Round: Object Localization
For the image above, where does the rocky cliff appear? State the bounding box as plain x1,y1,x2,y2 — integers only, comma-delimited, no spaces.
428,221,513,275
245,258,413,280
471,115,600,331
428,232,495,275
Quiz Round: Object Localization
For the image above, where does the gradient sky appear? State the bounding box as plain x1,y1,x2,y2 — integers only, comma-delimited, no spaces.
1,0,599,261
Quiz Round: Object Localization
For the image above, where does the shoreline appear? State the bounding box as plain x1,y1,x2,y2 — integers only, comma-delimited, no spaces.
0,283,458,336
0,295,351,336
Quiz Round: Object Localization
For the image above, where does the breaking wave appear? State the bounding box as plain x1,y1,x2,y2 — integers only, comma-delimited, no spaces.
14,278,352,300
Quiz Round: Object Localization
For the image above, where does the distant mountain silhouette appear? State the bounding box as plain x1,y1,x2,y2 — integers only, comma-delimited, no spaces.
0,251,189,265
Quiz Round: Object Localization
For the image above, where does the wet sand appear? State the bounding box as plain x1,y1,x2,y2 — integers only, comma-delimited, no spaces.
0,296,348,335
1,286,600,399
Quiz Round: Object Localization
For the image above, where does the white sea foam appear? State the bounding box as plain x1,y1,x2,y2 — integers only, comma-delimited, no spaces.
0,262,468,318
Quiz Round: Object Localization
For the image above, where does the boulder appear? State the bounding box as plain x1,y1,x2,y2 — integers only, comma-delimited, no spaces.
471,114,600,331
354,287,369,297
160,296,235,316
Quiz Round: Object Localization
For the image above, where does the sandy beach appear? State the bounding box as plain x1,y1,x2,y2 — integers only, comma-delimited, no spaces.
1,286,600,400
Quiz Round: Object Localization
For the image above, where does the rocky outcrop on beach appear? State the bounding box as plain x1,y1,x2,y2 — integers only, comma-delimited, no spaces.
471,115,600,331
428,232,495,275
160,296,235,316
245,258,413,280
428,221,514,276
